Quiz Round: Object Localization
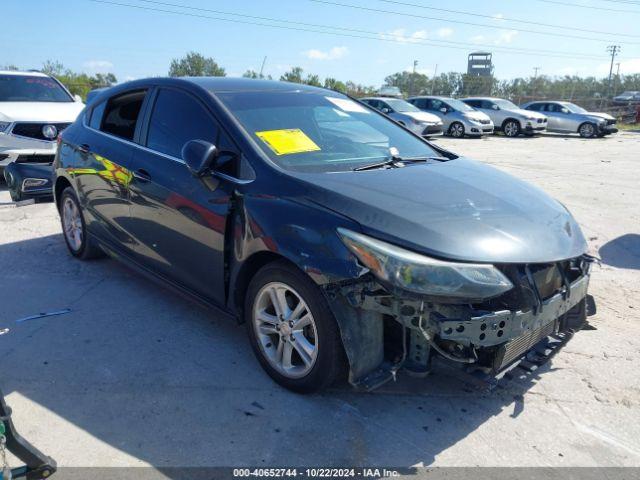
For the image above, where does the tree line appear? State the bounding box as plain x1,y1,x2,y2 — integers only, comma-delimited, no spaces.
6,51,640,107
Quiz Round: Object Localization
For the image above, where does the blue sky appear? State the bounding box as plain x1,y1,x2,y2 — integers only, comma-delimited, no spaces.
3,0,639,86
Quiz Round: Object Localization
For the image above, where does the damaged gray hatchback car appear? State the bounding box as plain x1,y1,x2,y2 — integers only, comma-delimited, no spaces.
54,78,592,393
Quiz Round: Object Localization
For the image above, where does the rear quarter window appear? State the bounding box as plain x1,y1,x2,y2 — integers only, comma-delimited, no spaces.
101,89,147,141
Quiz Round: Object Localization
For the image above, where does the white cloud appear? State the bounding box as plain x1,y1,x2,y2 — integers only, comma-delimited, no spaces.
597,58,640,75
303,46,349,60
495,30,518,45
380,28,428,44
83,60,114,72
470,30,518,46
435,27,454,38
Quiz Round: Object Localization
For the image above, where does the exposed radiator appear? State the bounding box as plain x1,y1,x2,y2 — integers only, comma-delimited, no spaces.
493,320,557,371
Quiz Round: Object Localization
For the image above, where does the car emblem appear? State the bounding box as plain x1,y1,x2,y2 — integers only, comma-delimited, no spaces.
42,124,58,140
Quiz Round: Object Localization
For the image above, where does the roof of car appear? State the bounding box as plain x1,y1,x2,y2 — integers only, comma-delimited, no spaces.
183,77,332,94
461,97,502,101
360,96,406,101
0,70,49,77
408,95,451,100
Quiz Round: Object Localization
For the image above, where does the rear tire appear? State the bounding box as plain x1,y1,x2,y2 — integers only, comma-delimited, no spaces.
59,187,104,260
245,260,346,393
502,119,521,137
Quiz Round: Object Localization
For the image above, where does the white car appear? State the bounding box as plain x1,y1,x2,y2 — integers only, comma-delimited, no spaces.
0,70,84,173
461,97,548,137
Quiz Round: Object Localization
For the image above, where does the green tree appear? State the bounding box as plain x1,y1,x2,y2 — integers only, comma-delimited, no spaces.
40,60,117,100
280,66,304,84
323,77,347,93
384,71,430,97
168,51,226,77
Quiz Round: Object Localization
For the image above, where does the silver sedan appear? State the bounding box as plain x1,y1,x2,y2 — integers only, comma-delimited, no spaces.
407,96,494,137
521,101,618,138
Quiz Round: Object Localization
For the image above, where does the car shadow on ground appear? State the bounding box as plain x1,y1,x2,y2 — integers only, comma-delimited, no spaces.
0,233,573,469
599,233,640,270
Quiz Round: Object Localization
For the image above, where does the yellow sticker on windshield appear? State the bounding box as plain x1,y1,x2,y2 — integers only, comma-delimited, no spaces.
255,129,320,156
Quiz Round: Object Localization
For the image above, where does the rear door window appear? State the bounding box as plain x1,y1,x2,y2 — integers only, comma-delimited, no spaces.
101,90,147,141
146,88,219,159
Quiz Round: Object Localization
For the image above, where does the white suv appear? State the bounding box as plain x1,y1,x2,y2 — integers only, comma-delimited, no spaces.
0,70,84,173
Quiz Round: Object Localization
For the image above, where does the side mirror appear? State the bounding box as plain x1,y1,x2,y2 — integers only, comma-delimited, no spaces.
561,108,569,114
182,140,218,177
439,107,448,114
492,104,499,110
74,94,83,103
381,107,391,114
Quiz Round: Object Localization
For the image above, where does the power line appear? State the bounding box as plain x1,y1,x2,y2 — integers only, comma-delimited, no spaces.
87,0,608,60
534,0,640,14
367,0,640,39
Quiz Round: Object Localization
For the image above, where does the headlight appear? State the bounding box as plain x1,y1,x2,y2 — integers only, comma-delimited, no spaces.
338,228,513,299
0,121,11,133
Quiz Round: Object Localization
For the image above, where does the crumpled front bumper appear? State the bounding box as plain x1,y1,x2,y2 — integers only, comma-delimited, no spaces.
439,273,589,348
324,261,592,390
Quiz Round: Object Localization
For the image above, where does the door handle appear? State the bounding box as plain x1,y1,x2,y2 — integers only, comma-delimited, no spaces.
133,168,152,182
78,144,90,154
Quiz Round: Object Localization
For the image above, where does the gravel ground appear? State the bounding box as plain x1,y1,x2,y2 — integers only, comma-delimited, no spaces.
0,132,639,470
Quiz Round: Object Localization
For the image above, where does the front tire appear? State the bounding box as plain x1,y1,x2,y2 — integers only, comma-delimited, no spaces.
502,119,521,137
59,187,104,260
578,122,597,138
245,260,345,393
448,122,465,138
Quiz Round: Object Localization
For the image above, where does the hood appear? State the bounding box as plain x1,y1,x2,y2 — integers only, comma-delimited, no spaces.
401,111,442,123
292,158,587,264
511,108,546,119
0,101,84,122
584,111,615,121
461,110,491,122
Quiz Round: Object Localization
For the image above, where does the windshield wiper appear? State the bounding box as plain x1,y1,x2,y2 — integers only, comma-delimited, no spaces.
353,155,448,171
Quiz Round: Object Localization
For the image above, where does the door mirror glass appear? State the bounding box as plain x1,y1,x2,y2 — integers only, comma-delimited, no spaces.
182,140,218,177
439,107,448,113
381,107,391,113
561,108,570,114
492,104,500,110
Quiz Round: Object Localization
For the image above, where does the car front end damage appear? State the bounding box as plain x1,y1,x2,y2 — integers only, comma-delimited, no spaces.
322,235,593,389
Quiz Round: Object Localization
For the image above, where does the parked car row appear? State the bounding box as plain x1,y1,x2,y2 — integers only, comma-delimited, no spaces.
360,94,619,139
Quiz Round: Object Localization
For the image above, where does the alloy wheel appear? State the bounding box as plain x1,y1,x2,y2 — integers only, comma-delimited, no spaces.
62,197,83,252
579,123,595,138
252,282,318,379
450,123,464,138
504,121,519,137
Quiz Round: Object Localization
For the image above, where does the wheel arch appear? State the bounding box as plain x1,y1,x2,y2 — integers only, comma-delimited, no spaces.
577,121,596,135
501,117,521,129
54,176,72,210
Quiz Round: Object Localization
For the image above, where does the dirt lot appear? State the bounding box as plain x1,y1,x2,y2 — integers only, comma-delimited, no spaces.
0,132,639,469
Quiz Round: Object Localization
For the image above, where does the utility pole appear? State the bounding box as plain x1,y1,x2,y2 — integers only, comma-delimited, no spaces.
259,56,267,79
409,60,418,97
532,67,541,99
430,63,438,94
606,45,620,98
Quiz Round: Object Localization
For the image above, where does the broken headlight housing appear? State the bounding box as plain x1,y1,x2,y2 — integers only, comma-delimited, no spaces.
338,228,513,299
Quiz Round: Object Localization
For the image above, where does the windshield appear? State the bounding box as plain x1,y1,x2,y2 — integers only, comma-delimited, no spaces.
562,102,587,113
0,75,73,102
217,91,440,173
383,98,420,112
494,99,519,110
445,98,474,112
